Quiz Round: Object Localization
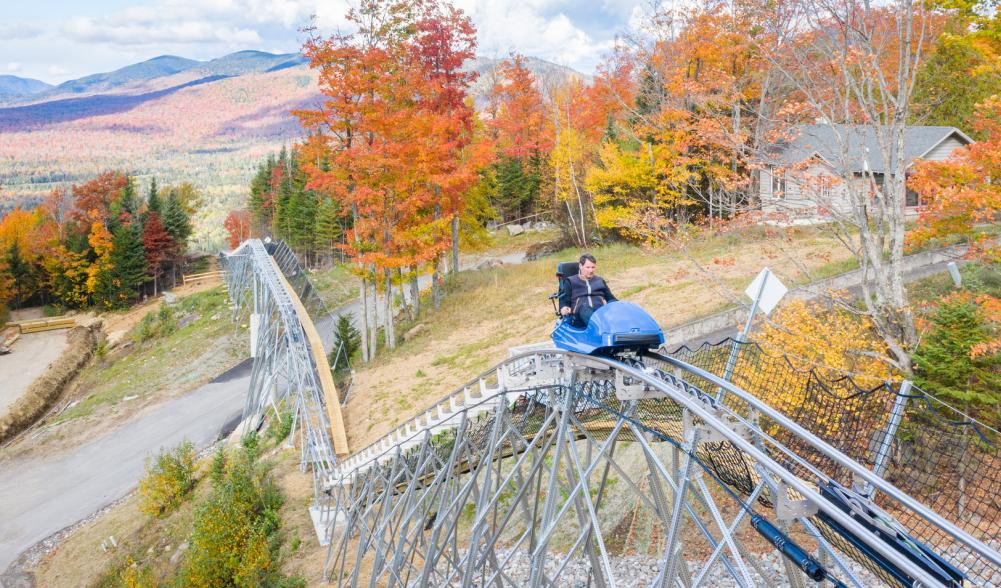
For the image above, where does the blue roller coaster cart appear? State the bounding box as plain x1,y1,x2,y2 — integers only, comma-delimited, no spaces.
549,261,665,355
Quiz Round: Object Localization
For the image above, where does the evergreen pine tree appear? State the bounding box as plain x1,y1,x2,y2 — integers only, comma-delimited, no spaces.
107,224,148,306
6,242,30,308
913,298,1001,408
112,177,141,222
330,315,361,373
314,198,342,262
248,155,277,232
146,177,162,216
162,194,192,252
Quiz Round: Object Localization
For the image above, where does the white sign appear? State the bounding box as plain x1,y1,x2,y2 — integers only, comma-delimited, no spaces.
744,268,787,315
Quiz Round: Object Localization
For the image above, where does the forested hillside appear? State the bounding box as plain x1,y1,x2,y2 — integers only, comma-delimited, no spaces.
0,52,582,249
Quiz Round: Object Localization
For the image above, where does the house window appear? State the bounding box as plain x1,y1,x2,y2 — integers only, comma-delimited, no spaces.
819,177,833,200
906,189,921,207
771,171,785,199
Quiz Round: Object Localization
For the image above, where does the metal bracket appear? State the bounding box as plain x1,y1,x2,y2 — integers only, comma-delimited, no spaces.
774,482,818,522
691,410,754,445
614,369,666,400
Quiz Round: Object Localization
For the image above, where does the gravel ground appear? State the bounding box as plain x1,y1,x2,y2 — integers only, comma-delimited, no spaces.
428,547,888,587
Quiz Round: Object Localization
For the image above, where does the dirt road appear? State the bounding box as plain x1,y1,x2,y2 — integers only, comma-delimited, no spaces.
0,331,68,416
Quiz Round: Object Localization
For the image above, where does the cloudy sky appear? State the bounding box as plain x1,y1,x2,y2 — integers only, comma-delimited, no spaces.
1,0,648,84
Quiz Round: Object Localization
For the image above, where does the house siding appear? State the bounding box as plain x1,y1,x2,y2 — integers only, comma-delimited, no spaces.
759,127,972,225
921,135,965,163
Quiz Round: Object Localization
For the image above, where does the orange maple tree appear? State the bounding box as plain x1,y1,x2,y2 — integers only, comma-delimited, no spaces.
909,97,1001,263
296,0,487,356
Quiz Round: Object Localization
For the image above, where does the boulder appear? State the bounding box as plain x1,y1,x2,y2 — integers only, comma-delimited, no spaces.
475,258,504,271
404,323,427,341
506,223,524,236
525,239,565,261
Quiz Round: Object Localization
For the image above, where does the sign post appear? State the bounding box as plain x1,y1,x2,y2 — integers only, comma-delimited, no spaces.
718,267,787,396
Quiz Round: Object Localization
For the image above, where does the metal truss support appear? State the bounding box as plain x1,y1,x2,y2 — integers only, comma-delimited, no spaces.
221,240,340,520
321,350,1001,587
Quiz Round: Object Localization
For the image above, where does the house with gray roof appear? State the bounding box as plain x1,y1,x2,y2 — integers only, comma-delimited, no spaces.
758,124,973,222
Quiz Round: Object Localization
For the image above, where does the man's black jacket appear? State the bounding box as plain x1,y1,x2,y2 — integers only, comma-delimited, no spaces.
559,274,617,315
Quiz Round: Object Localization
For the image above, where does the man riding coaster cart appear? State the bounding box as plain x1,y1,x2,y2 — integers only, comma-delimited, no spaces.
549,254,665,356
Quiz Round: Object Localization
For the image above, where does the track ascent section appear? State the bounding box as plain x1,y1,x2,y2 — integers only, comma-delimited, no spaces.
320,349,1001,587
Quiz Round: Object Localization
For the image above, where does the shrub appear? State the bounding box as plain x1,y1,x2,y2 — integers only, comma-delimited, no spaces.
136,313,156,343
182,442,289,587
266,405,294,444
138,441,197,517
157,304,176,336
756,297,893,386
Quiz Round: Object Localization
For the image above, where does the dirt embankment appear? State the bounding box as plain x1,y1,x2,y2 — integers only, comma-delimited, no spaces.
0,326,98,444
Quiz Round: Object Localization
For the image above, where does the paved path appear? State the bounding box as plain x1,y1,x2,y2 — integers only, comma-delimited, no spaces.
0,359,251,579
0,331,68,416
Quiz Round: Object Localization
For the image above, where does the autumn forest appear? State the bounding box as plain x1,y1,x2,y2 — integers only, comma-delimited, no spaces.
1,0,999,406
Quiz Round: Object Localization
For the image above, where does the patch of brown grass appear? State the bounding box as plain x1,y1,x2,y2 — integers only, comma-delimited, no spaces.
344,226,855,453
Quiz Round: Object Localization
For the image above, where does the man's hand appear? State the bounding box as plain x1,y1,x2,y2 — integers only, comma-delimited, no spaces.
560,306,571,316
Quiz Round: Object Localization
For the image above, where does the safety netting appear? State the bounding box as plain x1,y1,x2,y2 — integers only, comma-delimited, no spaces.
662,338,1001,586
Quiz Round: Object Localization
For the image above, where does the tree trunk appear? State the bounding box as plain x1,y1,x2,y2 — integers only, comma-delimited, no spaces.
410,271,420,320
451,216,459,275
358,270,370,363
432,204,442,308
384,268,395,350
368,264,378,360
399,267,413,321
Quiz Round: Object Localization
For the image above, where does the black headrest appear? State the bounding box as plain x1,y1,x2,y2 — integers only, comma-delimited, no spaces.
556,262,578,278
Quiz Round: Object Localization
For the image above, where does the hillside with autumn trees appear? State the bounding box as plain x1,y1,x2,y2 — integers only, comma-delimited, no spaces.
0,172,195,319
224,0,999,418
0,50,582,250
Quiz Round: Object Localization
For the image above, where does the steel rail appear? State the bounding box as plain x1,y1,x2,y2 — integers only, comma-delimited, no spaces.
651,351,1001,573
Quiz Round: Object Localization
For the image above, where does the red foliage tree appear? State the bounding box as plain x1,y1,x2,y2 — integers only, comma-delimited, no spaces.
487,55,552,159
223,210,253,249
142,212,174,295
70,171,128,225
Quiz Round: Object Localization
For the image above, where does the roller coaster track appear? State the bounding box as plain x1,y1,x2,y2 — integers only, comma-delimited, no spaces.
224,241,1001,587
222,240,347,480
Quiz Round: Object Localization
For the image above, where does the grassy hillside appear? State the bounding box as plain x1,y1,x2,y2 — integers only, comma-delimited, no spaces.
342,225,856,451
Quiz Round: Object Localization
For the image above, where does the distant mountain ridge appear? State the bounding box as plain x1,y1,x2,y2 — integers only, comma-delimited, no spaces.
0,75,53,100
0,50,585,246
2,51,309,104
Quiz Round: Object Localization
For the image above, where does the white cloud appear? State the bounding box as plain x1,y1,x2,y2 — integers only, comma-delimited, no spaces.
3,0,636,83
63,16,261,45
0,22,43,40
465,3,614,72
6,62,22,73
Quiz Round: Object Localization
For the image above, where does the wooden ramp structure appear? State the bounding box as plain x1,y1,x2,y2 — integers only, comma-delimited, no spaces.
11,316,76,334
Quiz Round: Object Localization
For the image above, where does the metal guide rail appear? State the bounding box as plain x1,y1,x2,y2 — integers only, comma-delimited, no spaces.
222,239,340,505
320,349,1001,587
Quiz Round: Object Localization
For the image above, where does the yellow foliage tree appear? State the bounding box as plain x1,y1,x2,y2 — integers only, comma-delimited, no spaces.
756,298,894,387
585,121,696,243
85,221,114,295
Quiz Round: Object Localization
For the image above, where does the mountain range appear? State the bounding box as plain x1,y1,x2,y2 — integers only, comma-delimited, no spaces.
0,50,585,247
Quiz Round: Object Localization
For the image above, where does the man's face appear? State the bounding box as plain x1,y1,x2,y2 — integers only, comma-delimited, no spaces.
580,259,596,279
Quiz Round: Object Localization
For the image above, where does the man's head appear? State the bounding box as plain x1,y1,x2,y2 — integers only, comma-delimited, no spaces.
579,254,597,279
